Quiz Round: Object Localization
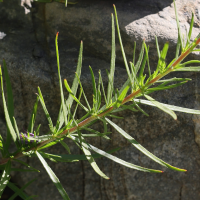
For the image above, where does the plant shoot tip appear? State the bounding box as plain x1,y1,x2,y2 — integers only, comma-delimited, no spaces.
56,32,59,36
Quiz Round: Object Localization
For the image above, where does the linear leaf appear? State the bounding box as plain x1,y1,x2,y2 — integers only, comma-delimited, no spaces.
37,87,54,132
186,12,194,48
66,41,83,108
174,0,183,51
113,5,132,84
115,84,130,108
36,151,70,200
28,96,39,133
107,13,116,105
81,136,109,179
106,118,186,172
0,67,17,144
55,33,68,126
8,178,36,200
60,140,71,154
135,41,145,74
7,182,30,200
71,136,162,173
0,160,11,197
144,94,177,120
3,60,15,151
64,79,88,112
13,159,40,173
135,99,200,115
27,134,53,142
40,148,120,163
13,117,20,143
175,66,200,71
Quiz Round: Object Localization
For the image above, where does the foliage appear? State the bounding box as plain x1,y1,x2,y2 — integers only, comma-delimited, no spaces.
0,1,200,199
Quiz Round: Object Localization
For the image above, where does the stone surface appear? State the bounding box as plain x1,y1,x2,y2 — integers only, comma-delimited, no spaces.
0,0,200,200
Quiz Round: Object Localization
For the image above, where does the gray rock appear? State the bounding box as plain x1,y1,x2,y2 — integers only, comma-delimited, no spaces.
0,0,200,199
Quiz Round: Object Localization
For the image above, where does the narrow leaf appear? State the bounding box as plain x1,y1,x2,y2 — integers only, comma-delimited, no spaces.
135,99,200,115
107,13,116,105
37,87,54,132
144,94,177,120
36,151,70,200
0,67,17,144
8,179,36,200
0,161,11,197
55,33,68,126
106,118,186,172
40,147,120,162
113,5,132,83
28,96,39,133
60,140,71,154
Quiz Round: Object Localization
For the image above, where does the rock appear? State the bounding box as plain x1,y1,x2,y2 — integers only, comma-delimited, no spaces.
0,0,200,200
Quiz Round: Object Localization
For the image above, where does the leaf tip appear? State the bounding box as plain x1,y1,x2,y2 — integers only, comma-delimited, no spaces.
56,32,59,37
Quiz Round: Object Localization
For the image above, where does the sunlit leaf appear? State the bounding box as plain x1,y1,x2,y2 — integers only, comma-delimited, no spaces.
36,151,70,200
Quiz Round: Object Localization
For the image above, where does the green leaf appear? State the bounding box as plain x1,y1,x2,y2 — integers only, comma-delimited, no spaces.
36,151,70,200
107,13,116,105
115,84,130,108
186,12,194,48
3,60,15,150
64,79,88,112
66,41,83,108
0,160,11,197
132,41,136,65
8,179,36,200
81,136,109,179
87,141,162,173
175,66,200,72
0,67,17,145
60,140,71,154
13,117,20,143
155,36,160,58
138,44,148,84
71,135,162,172
106,118,186,172
37,87,54,132
144,94,177,120
99,71,107,106
89,66,97,99
135,99,200,115
27,134,53,142
113,5,132,84
40,147,120,162
55,33,68,126
13,159,40,172
28,96,39,133
65,0,67,7
75,73,91,111
157,77,191,83
81,127,110,139
135,41,145,74
7,182,29,200
157,42,169,73
174,0,183,51
133,101,149,116
146,81,188,94
181,60,200,65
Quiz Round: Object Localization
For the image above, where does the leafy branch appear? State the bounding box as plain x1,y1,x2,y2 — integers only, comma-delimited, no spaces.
0,1,200,199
